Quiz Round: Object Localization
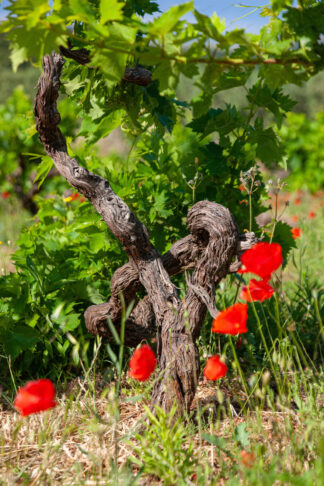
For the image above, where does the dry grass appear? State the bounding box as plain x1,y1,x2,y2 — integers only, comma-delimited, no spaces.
0,379,143,485
1,376,323,485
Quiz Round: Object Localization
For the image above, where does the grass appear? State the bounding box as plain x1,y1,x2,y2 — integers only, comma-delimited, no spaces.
0,190,323,485
1,370,323,485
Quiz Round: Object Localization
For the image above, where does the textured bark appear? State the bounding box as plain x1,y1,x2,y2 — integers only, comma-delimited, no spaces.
34,52,255,417
85,231,256,346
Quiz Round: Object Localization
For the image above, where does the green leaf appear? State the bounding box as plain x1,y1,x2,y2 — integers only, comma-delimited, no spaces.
69,0,95,21
234,422,250,448
194,10,225,41
187,108,223,136
272,221,296,266
86,285,104,305
199,142,227,177
61,313,80,332
187,107,242,139
106,318,121,345
63,77,85,96
100,0,123,23
10,45,28,72
213,69,251,92
249,126,285,165
192,92,213,117
106,343,118,364
149,190,172,222
79,110,123,144
33,155,54,189
202,433,234,458
0,276,22,298
88,232,108,253
149,2,193,36
2,325,40,361
248,84,296,128
92,50,127,89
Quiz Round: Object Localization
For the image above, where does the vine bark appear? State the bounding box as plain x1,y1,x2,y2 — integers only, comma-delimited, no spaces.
34,52,255,416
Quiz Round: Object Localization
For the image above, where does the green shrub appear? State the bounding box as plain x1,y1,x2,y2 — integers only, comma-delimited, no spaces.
279,112,324,193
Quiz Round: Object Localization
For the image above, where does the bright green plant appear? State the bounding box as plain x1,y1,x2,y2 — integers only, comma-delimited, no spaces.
278,111,324,193
0,87,79,212
0,195,125,384
129,405,198,485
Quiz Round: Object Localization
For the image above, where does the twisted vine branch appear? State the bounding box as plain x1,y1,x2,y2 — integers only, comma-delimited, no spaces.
34,52,255,415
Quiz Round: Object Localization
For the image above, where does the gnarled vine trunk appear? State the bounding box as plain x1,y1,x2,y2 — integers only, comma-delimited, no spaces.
34,52,256,417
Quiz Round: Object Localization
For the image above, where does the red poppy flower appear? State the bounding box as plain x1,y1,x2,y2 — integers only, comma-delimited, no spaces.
240,242,283,281
79,197,86,203
129,344,157,381
308,211,316,219
240,450,256,468
203,355,228,381
241,278,274,302
238,185,245,192
1,191,10,199
291,215,298,222
294,198,301,205
71,192,79,200
212,303,248,335
14,379,56,416
291,227,302,239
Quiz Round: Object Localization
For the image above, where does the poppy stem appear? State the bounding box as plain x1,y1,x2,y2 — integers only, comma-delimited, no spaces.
249,192,252,232
112,293,131,474
250,300,282,395
228,337,249,397
7,356,17,395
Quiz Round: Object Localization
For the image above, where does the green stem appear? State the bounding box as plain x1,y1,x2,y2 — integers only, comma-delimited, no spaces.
250,300,282,394
229,336,249,397
249,191,252,232
7,356,17,394
314,297,324,344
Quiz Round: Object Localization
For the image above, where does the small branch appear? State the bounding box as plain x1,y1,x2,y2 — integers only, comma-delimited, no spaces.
59,42,152,86
60,39,313,68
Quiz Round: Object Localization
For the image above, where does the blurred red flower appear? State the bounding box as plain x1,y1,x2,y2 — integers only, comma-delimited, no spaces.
71,192,79,200
294,198,301,205
308,211,316,219
129,344,157,381
238,185,245,192
14,379,56,416
80,197,86,203
239,242,282,281
203,355,228,381
241,278,274,302
291,215,298,222
212,303,248,335
1,191,10,199
240,450,256,468
291,227,302,239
